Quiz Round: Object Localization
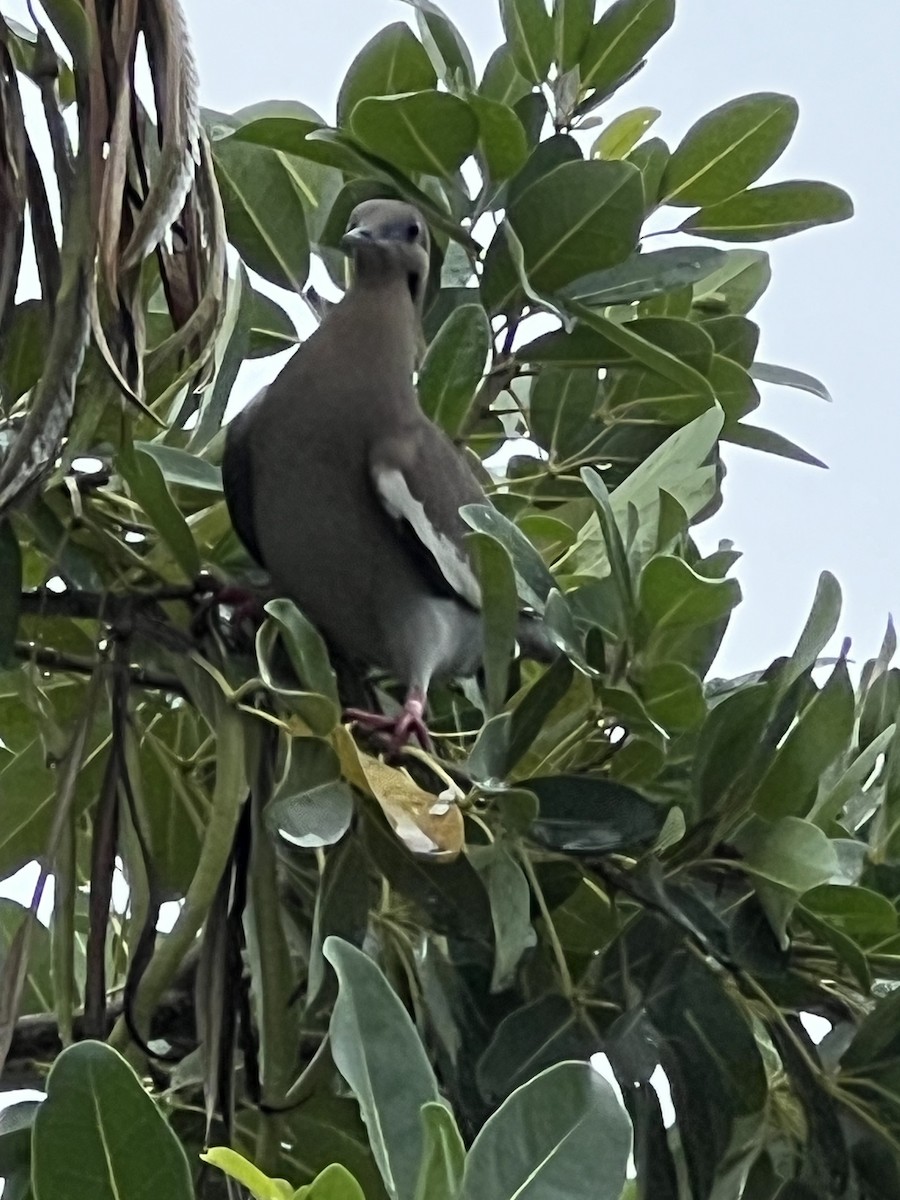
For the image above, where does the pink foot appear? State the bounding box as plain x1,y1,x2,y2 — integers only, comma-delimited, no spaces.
344,688,431,752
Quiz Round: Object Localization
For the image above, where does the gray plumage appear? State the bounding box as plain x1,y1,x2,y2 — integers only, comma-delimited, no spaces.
222,198,552,744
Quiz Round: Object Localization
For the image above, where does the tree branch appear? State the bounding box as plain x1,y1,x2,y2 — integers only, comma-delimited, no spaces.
14,642,186,696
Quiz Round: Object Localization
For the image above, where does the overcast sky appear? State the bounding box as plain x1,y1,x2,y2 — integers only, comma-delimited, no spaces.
182,0,899,678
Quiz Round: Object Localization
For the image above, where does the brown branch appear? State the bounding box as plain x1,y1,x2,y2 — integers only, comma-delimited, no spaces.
14,642,186,696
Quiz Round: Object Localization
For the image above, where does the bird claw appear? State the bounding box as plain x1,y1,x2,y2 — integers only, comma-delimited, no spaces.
344,691,432,753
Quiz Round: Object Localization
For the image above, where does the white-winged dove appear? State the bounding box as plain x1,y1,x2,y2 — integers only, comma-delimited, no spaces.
222,198,552,747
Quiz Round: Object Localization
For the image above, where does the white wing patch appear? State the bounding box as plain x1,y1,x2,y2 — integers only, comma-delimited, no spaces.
373,466,482,609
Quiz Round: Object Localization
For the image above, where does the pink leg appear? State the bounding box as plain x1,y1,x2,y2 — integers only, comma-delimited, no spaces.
344,686,431,752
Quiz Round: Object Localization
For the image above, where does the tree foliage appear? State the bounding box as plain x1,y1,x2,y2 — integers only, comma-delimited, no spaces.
2,1,893,1199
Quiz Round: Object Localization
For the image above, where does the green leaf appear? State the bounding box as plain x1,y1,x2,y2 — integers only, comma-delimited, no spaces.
709,355,760,421
212,138,311,291
469,533,519,716
324,938,443,1200
552,0,594,71
580,467,635,622
627,136,670,209
413,1103,466,1200
201,1147,292,1200
803,884,897,948
418,304,490,435
580,0,675,97
0,900,53,1015
692,248,772,314
558,407,724,578
350,92,479,177
257,601,340,735
500,0,554,83
525,775,667,853
593,106,660,159
561,246,726,305
299,1163,366,1200
461,504,557,611
337,23,437,124
752,659,855,820
528,367,599,462
722,423,826,468
248,290,300,358
682,181,854,241
0,300,48,403
662,93,799,206
459,1061,631,1200
478,995,596,1103
269,738,354,849
703,315,760,368
470,842,536,991
639,556,741,630
118,443,200,578
33,1042,193,1200
693,683,773,814
750,361,833,402
400,0,476,90
483,159,644,312
739,816,839,893
639,661,706,730
780,570,842,694
467,93,529,181
564,304,716,405
0,522,21,668
134,442,223,491
479,44,532,108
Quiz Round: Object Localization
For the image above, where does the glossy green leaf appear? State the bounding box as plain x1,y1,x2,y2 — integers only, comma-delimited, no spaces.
350,92,479,177
780,570,842,694
552,0,594,71
561,246,726,306
478,994,596,1103
257,600,340,735
298,1163,366,1200
469,533,519,716
134,442,223,491
525,775,666,852
750,361,833,402
483,160,644,311
413,1103,466,1200
753,659,855,820
270,738,354,849
33,1042,193,1200
581,0,674,98
593,106,660,159
459,1061,632,1200
703,315,760,368
470,842,536,991
212,138,311,292
627,135,670,208
692,248,772,315
479,44,531,108
418,304,490,435
118,443,200,578
683,181,854,241
722,423,826,468
639,556,740,630
640,661,706,730
739,816,838,893
662,93,798,206
461,504,557,611
500,0,554,84
468,93,529,180
559,407,724,578
324,938,443,1200
400,0,476,89
337,23,437,125
201,1147,292,1200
